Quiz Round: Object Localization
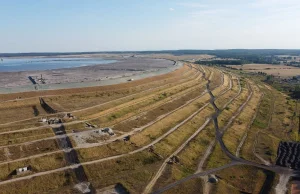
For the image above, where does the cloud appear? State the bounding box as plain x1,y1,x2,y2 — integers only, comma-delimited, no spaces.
177,2,207,8
169,8,175,11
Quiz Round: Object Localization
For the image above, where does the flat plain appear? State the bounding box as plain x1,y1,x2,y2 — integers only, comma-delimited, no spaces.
227,63,300,77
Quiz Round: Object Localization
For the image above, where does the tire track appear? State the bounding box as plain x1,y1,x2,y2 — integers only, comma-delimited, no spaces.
142,69,232,193
0,66,231,187
153,73,295,194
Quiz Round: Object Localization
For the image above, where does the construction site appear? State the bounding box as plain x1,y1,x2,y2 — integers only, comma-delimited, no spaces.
0,58,299,194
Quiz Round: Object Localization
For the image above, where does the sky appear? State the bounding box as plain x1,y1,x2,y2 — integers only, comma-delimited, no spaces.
0,0,300,53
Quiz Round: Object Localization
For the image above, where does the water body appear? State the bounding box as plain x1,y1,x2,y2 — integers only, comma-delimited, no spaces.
0,61,183,94
0,57,117,72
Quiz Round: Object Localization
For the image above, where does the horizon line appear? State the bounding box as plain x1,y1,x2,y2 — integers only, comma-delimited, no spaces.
2,48,300,55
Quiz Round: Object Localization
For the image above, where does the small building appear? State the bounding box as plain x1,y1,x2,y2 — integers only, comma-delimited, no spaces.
16,166,31,175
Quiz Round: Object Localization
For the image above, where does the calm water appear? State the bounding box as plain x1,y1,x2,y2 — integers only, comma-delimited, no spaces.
0,57,117,72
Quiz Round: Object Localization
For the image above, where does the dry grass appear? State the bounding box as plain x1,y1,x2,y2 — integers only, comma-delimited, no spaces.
206,80,250,169
0,127,53,146
154,105,214,157
0,122,44,133
213,165,267,193
76,92,212,162
130,95,210,146
164,78,241,184
63,71,203,132
228,64,299,70
4,139,59,161
0,65,194,127
227,64,300,77
211,72,230,97
158,174,203,194
0,170,77,194
0,66,199,145
79,70,202,120
177,123,215,169
77,140,136,162
247,83,295,163
210,179,240,194
255,132,280,163
0,64,291,193
84,151,163,194
65,66,199,114
77,69,221,162
217,80,249,128
239,84,272,152
0,152,65,181
205,143,231,169
0,104,48,124
152,122,216,191
112,85,207,132
223,81,262,153
215,78,239,108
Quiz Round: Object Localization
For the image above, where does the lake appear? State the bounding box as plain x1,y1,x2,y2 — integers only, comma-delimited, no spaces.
0,57,117,72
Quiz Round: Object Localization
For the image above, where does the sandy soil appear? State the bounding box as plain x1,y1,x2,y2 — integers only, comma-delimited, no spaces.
72,129,114,146
0,57,174,88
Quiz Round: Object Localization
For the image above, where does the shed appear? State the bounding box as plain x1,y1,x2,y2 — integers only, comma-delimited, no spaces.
16,166,31,174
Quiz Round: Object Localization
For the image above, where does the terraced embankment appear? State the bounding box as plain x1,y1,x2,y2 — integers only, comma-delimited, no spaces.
0,62,296,194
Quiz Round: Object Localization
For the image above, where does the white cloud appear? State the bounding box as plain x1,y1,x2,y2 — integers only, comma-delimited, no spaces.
169,8,175,11
177,2,208,8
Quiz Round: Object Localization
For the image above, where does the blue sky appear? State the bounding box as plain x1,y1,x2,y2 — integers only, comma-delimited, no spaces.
1,0,300,52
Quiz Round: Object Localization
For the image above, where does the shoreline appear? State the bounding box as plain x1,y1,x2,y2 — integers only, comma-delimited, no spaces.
0,58,181,94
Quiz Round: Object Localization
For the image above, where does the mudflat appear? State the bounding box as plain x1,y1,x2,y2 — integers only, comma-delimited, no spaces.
0,57,174,88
